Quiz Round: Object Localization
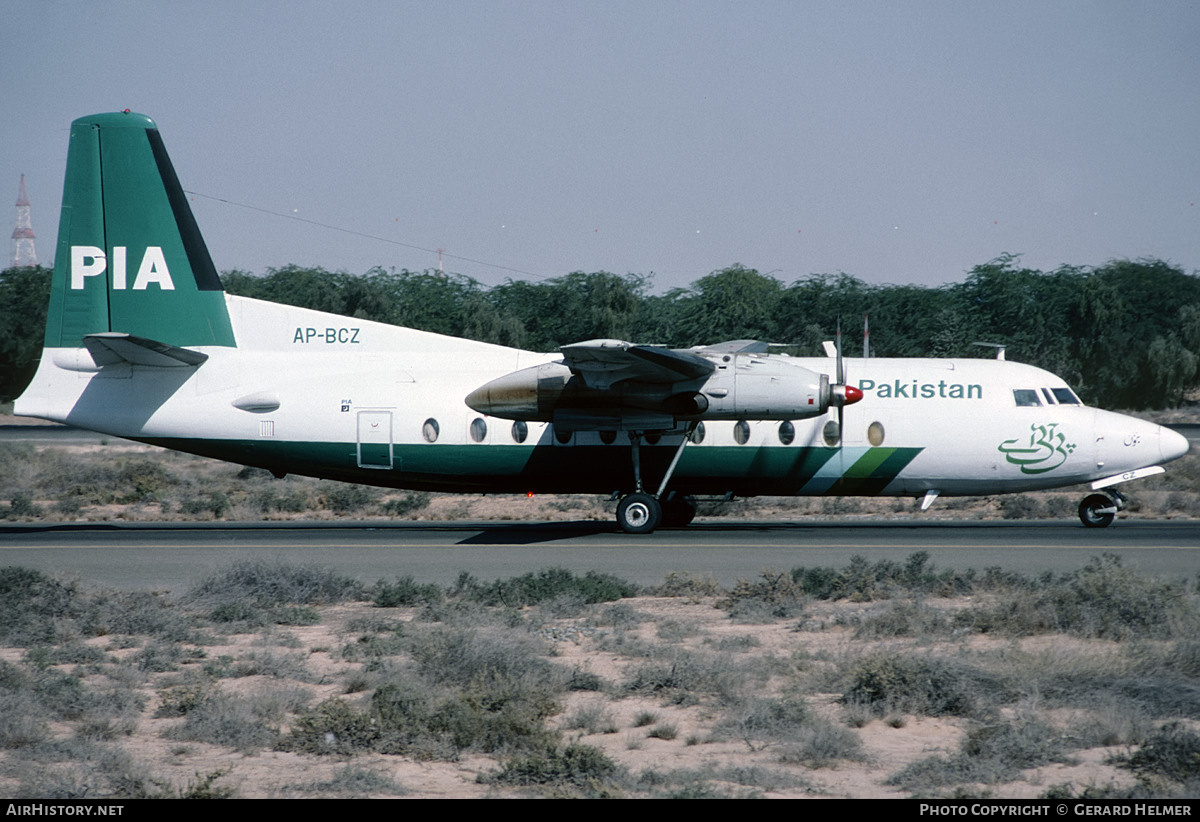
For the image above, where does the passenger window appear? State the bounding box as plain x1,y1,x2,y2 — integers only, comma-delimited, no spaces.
599,430,617,445
822,420,840,446
469,418,487,443
868,421,885,446
1012,389,1041,407
511,421,528,443
422,418,439,443
778,421,795,445
734,420,750,445
690,422,706,444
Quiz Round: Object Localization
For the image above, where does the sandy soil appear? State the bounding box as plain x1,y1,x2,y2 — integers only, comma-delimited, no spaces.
6,595,1148,800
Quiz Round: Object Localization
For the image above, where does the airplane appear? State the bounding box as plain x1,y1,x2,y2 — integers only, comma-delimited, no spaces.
13,112,1192,533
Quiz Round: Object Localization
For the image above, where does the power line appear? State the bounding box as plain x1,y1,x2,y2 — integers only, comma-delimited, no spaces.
183,189,545,280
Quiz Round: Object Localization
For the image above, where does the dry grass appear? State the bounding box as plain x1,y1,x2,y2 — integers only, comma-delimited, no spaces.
0,557,1197,799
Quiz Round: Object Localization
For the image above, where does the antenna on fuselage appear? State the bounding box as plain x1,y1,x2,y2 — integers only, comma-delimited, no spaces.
974,342,1006,361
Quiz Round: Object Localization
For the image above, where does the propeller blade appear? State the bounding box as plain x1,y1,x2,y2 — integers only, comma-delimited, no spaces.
827,317,864,444
836,319,844,386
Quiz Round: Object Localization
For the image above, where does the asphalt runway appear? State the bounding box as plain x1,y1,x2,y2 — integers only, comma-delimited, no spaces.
0,519,1196,594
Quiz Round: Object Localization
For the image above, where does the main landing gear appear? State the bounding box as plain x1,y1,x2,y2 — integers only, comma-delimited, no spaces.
616,492,660,534
615,492,698,534
1078,489,1126,528
614,425,699,534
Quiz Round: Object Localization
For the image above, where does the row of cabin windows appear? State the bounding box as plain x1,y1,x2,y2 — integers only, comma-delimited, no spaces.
421,418,886,447
1012,387,1082,407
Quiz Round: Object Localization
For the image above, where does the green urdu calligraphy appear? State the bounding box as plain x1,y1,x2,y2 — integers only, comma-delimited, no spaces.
997,423,1077,474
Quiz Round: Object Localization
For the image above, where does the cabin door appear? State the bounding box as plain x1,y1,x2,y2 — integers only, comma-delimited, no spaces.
357,410,394,469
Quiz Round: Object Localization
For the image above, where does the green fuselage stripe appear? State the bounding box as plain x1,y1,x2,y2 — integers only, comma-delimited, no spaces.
828,448,919,496
139,437,925,497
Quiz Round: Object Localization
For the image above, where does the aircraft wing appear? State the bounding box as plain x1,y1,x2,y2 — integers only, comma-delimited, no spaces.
560,339,715,390
694,339,770,355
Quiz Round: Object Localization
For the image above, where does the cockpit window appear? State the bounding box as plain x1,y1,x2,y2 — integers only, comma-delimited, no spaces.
1041,388,1057,405
1012,389,1041,407
1051,387,1081,405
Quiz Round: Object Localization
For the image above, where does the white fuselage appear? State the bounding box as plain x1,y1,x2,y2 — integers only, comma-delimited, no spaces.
15,294,1189,499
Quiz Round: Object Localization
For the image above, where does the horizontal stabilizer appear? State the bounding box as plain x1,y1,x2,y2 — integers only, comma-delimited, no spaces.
83,332,209,368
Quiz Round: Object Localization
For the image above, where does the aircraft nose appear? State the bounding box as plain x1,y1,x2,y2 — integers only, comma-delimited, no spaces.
1160,425,1191,463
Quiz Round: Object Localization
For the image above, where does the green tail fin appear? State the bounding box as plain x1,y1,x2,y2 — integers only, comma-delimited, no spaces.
44,111,236,349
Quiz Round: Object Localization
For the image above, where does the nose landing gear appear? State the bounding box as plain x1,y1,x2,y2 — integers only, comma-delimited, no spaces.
1078,490,1126,528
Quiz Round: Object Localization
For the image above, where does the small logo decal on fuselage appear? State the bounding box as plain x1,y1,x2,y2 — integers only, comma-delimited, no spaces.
70,246,175,290
998,423,1077,474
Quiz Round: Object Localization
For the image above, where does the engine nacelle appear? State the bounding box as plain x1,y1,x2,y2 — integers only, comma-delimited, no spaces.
466,356,837,424
464,362,575,421
696,358,830,420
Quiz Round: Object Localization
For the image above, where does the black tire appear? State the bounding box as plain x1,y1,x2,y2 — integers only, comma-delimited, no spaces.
660,496,697,528
1079,493,1116,528
617,492,661,534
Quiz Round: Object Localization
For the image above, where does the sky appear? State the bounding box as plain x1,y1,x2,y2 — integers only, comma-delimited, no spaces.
2,0,1198,292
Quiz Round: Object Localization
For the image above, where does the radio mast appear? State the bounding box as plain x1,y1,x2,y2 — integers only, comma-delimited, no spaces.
10,174,37,268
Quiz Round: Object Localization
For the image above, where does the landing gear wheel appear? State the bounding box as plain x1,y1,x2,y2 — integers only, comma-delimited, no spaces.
660,496,697,528
617,492,662,534
1079,493,1117,528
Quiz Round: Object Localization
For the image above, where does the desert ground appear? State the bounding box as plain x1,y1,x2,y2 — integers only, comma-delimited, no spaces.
1,414,1197,798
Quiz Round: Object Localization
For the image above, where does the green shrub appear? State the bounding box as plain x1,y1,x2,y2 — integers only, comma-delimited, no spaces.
487,743,622,792
187,559,365,607
322,483,377,513
718,569,804,622
155,684,211,718
372,575,442,607
842,653,991,717
285,765,405,796
178,492,229,518
278,698,380,755
381,492,431,517
1120,722,1200,784
848,600,952,639
251,488,311,513
209,601,263,624
777,718,866,767
955,554,1197,640
888,714,1068,792
791,551,970,601
3,495,42,518
647,723,677,740
456,568,637,607
0,568,78,646
999,495,1042,519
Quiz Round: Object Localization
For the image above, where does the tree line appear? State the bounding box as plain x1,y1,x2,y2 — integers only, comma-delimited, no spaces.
3,255,1199,409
